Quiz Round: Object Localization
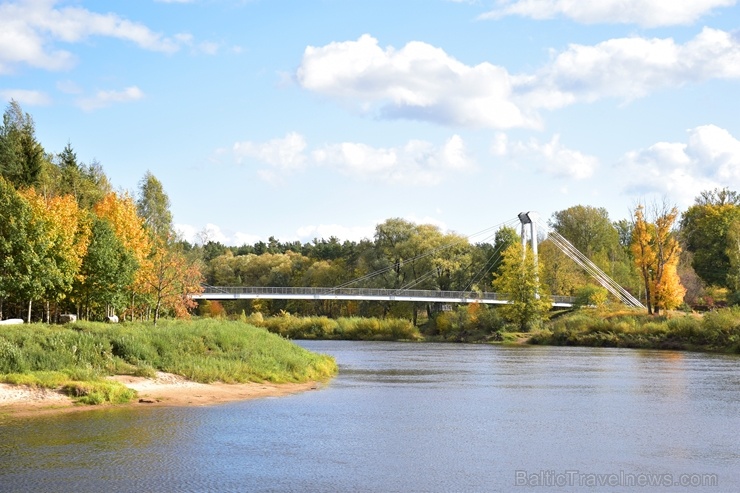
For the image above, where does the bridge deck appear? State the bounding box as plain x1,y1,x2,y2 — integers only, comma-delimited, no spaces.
192,286,575,308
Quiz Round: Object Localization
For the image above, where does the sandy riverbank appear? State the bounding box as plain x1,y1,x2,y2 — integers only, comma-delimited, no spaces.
0,372,322,418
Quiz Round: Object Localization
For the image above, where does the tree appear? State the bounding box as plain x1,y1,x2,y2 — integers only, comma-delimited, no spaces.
492,242,551,331
94,191,151,318
549,205,621,261
73,217,137,319
631,203,686,314
680,188,740,288
137,171,173,239
141,236,203,326
0,100,44,188
0,177,45,320
19,188,90,320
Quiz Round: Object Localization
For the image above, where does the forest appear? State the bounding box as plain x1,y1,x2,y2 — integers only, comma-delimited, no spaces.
3,99,740,329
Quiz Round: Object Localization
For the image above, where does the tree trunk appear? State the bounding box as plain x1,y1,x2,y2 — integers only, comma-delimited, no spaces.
27,300,33,324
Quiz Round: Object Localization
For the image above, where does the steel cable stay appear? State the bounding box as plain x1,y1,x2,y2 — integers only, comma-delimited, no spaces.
536,220,645,309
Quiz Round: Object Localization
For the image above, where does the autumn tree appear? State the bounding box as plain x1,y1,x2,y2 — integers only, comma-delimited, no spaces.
492,242,551,331
631,203,686,314
19,188,90,321
142,235,203,326
94,191,151,318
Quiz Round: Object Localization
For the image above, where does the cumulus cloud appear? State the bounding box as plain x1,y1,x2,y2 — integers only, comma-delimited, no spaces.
231,132,475,186
524,27,740,107
296,34,535,129
233,132,308,170
493,133,598,179
0,89,51,106
77,86,144,111
296,30,740,128
478,0,736,27
313,134,475,185
0,0,185,74
620,125,740,206
175,223,262,247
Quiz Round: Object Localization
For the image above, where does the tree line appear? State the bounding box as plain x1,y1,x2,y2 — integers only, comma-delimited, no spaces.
4,99,740,328
0,101,201,324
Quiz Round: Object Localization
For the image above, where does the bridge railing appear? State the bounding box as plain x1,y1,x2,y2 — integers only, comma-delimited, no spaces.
197,285,576,305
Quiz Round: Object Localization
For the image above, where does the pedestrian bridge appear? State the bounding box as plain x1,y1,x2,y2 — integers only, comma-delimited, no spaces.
191,286,577,308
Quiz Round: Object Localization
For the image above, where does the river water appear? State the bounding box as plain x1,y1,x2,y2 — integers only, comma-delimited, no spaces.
0,342,738,492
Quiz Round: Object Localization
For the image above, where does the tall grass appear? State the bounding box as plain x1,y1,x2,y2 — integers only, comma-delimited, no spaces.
0,319,338,405
251,313,422,341
531,306,740,353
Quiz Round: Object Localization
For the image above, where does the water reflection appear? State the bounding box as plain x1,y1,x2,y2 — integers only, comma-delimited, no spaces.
1,342,738,492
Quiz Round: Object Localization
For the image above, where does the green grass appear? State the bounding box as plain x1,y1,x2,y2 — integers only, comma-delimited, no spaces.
0,319,338,405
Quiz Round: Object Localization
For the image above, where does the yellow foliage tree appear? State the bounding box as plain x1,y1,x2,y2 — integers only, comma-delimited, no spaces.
19,188,90,320
94,191,152,318
631,204,686,314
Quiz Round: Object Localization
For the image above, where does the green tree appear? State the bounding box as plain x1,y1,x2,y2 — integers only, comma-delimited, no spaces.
549,205,620,259
72,217,137,319
136,171,173,239
492,242,551,331
0,100,44,188
680,188,740,288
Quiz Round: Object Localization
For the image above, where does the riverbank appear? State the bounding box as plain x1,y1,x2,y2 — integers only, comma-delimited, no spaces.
0,318,337,416
0,371,323,418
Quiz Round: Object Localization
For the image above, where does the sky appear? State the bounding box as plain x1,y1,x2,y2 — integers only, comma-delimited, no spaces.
2,0,740,246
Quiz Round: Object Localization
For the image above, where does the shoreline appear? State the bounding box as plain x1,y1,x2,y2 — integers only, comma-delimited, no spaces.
0,372,323,418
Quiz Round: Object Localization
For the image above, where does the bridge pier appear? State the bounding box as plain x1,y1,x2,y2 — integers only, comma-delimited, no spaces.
518,211,539,263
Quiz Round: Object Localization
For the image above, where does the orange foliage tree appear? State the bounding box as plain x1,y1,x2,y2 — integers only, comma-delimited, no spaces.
631,204,686,314
141,235,203,326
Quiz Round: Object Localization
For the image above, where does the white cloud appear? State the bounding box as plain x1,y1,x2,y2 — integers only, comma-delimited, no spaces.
524,27,740,107
232,132,474,186
0,0,183,74
296,34,535,129
313,134,475,185
297,29,740,128
0,89,51,106
56,79,82,94
233,132,307,171
176,223,262,247
620,125,740,206
77,86,144,111
479,0,736,27
494,133,598,179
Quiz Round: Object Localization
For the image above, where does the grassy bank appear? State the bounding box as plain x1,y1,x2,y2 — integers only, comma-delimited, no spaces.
249,313,423,341
530,306,740,353
0,319,338,405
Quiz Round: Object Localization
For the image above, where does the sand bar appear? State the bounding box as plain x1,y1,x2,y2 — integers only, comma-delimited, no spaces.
0,372,321,418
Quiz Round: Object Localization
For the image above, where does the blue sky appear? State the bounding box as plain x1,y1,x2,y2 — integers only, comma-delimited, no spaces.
2,0,740,245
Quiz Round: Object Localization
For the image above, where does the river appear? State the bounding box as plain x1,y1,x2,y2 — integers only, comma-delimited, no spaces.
0,342,738,492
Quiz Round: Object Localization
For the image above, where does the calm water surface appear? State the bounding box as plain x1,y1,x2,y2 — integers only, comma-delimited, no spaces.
0,342,738,492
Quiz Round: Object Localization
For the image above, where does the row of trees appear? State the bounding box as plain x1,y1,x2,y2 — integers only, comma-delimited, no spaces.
8,98,740,329
0,101,201,324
